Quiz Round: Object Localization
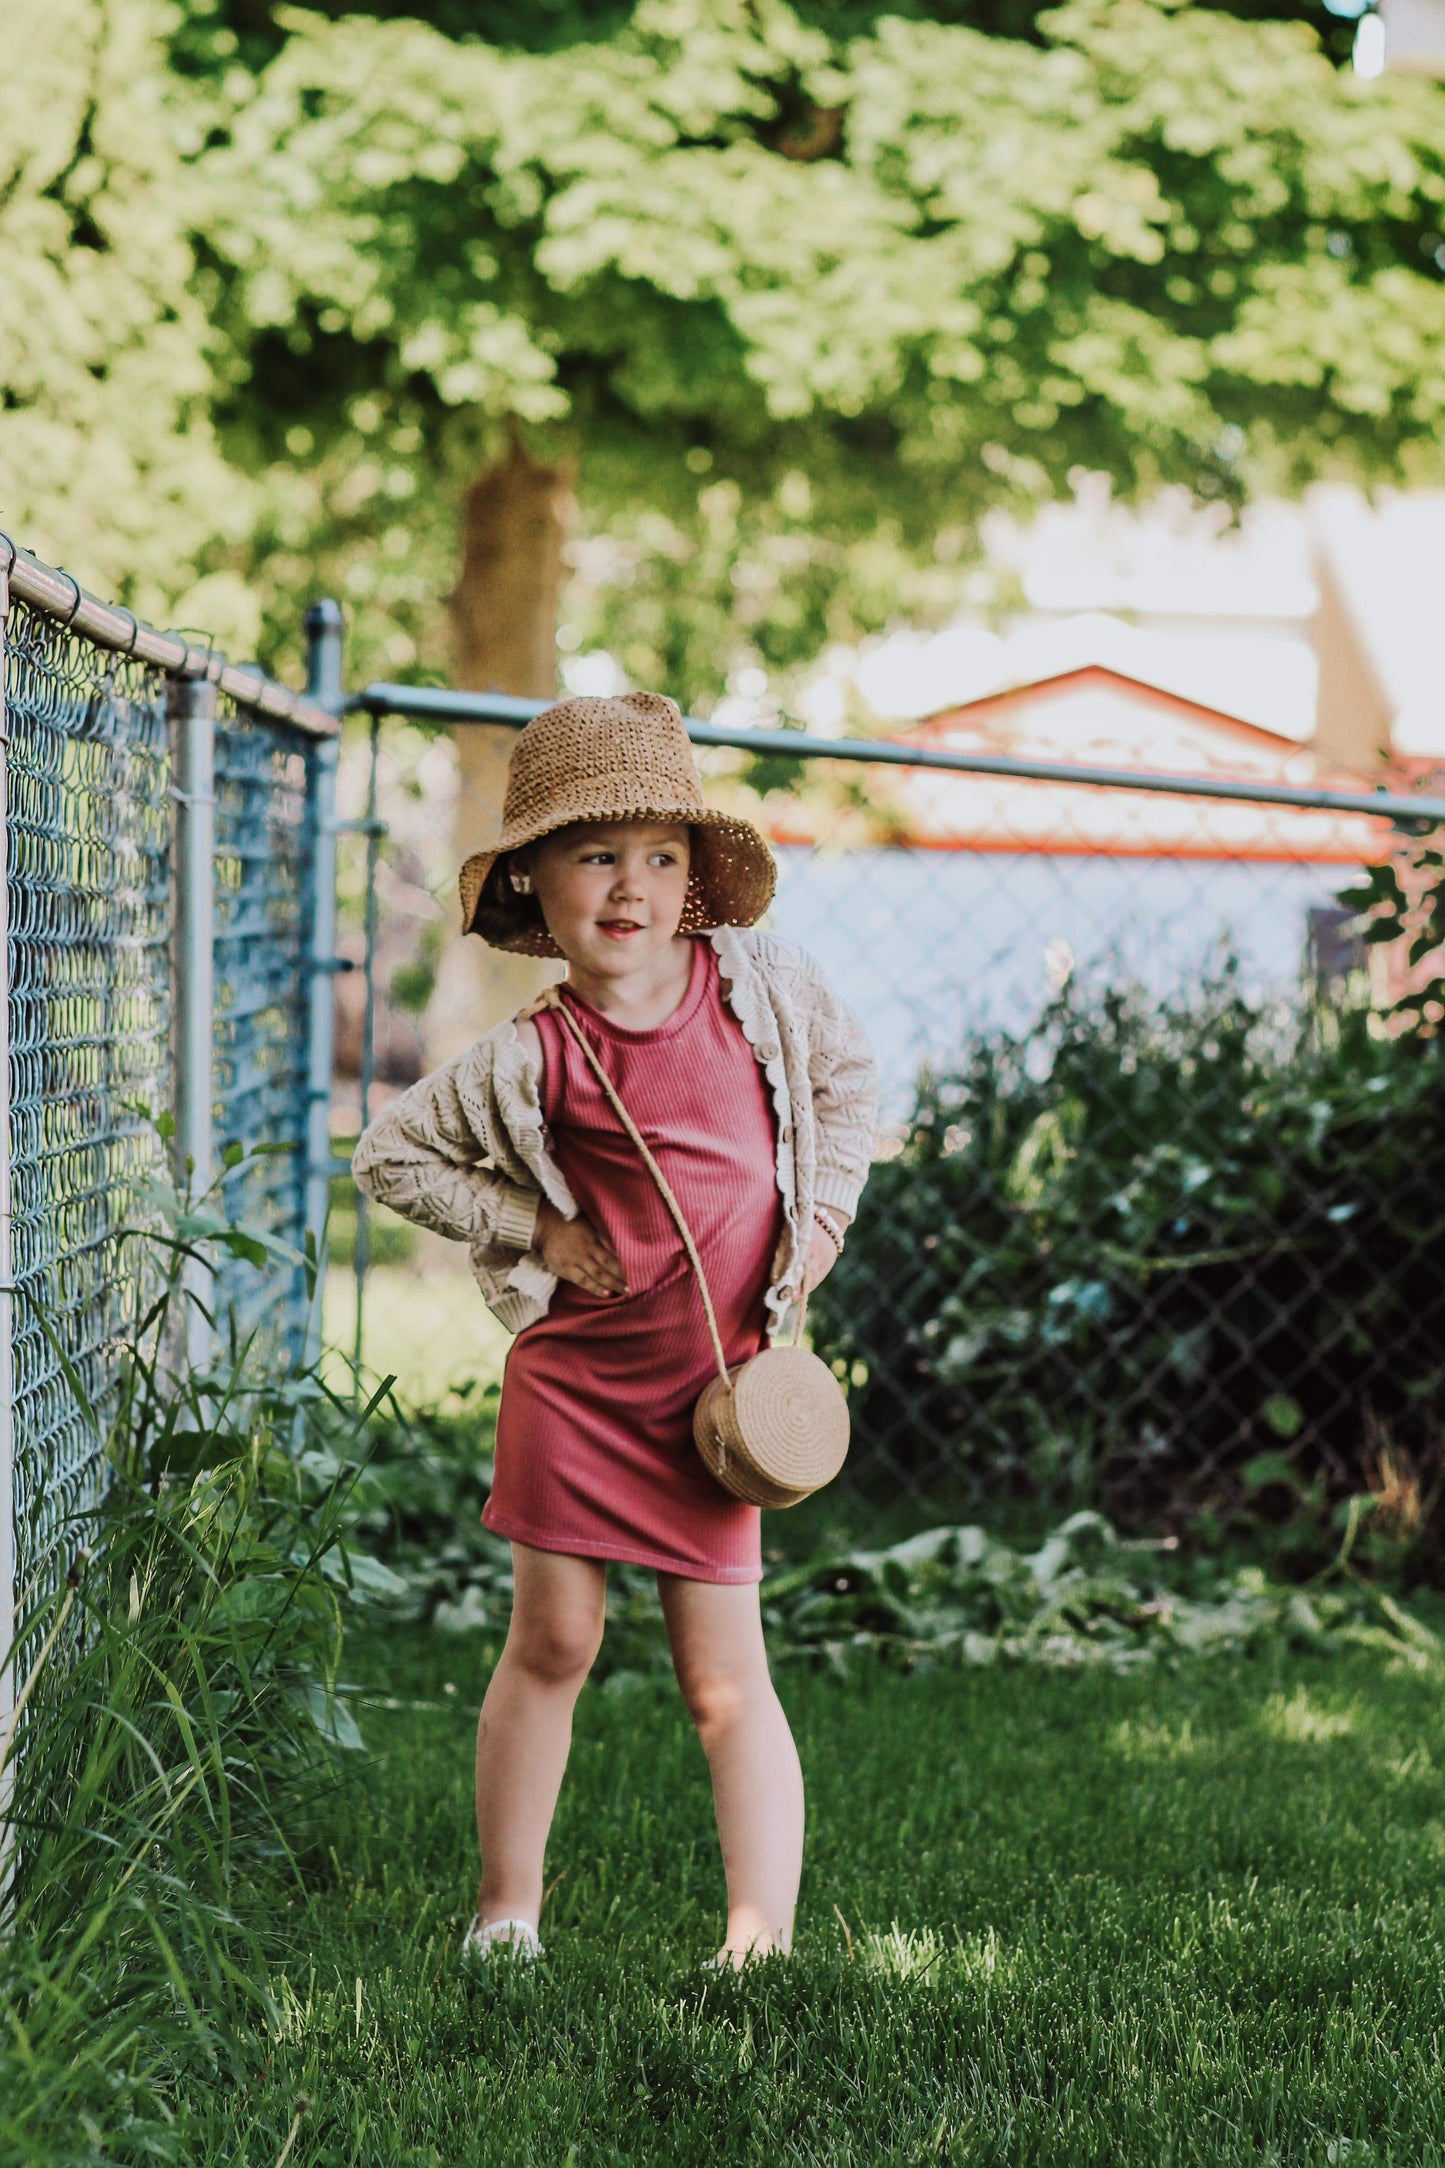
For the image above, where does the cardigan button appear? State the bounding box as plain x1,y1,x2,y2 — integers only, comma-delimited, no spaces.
759,1039,780,1061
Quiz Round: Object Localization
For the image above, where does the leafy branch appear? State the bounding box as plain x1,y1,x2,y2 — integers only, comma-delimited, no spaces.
1340,837,1445,1036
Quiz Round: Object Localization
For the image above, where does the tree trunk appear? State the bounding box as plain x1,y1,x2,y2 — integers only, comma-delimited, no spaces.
427,433,575,1061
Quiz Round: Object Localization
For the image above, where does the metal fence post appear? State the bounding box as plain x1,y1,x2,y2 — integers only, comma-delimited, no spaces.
0,557,16,1828
352,713,382,1385
169,675,216,1373
302,601,344,1361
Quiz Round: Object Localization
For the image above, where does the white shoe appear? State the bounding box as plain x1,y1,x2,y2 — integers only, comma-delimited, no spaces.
460,1913,543,1966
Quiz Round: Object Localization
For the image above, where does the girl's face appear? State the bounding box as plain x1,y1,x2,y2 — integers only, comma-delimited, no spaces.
526,820,692,977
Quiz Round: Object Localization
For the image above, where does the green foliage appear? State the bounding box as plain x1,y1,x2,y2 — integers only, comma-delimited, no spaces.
347,1387,501,1625
5,1188,1445,2154
0,0,258,643
8,0,1445,694
758,1510,1444,1674
338,1398,1444,1680
388,947,439,1015
1341,834,1445,1036
184,0,1372,76
0,1167,396,2162
190,0,1445,684
173,0,638,77
810,971,1445,1566
562,469,991,714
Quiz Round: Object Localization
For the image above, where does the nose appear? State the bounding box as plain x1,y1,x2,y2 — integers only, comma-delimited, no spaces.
608,861,644,901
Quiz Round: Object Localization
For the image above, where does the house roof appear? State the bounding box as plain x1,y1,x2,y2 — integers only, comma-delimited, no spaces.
763,662,1390,863
914,662,1314,766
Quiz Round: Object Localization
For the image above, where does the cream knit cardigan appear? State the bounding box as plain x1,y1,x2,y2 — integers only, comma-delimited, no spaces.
350,925,878,1335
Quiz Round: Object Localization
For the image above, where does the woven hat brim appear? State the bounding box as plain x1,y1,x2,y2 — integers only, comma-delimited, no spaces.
459,807,776,956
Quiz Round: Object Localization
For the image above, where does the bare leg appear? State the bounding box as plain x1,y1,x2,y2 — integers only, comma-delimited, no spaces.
474,1542,607,1928
658,1573,805,1963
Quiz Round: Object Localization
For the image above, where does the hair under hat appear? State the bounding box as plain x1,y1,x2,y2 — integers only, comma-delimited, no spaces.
458,691,776,957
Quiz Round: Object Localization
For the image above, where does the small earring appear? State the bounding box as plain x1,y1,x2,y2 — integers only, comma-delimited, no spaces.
509,869,533,895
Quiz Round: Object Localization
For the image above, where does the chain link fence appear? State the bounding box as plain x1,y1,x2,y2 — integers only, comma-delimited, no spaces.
0,546,340,1700
740,760,1445,1536
342,692,1445,1543
4,527,1442,1676
777,827,1443,1531
211,696,316,1338
2,601,173,1655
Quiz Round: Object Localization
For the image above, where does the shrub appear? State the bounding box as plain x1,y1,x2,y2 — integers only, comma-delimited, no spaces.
347,1383,501,1625
810,972,1445,1572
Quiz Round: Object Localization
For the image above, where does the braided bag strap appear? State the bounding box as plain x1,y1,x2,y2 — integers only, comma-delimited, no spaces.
531,985,806,1388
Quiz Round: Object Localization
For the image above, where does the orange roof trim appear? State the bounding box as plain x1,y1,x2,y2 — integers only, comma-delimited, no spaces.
762,663,1395,863
911,662,1305,755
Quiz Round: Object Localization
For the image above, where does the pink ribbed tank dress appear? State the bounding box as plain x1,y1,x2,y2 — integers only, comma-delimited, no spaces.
483,938,781,1582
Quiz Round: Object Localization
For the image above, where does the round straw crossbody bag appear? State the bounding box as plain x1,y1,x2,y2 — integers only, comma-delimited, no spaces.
538,989,850,1510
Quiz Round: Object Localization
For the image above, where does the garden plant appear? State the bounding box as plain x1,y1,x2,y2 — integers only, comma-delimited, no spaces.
810,963,1445,1573
0,1160,398,2162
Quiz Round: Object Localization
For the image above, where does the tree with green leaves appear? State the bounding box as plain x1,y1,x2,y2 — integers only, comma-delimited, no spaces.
0,0,251,633
13,0,1445,692
7,0,1445,1022
198,0,1445,685
189,0,1445,1019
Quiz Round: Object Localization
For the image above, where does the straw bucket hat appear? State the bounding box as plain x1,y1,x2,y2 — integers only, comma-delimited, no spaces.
458,691,777,956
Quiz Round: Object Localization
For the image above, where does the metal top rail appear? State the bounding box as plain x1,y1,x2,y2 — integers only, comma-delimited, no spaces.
354,680,1445,831
1,535,338,740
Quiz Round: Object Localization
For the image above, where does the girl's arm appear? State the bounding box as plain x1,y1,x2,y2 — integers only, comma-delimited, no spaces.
351,1053,541,1253
801,954,879,1232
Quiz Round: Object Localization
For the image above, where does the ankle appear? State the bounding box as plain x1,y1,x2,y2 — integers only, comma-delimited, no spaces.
476,1896,541,1935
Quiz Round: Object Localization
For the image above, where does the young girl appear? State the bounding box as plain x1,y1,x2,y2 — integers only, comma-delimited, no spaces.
352,689,876,1969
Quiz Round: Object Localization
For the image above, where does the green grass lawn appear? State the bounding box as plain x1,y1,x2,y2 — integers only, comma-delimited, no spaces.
321,1265,510,1407
197,1631,1445,2166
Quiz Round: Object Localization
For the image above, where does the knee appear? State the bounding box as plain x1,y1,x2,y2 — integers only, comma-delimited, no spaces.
507,1609,602,1687
677,1666,755,1742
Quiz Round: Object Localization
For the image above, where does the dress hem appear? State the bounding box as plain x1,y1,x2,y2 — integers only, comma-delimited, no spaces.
480,1511,763,1585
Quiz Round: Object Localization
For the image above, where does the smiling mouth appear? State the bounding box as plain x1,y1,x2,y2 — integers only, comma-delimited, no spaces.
598,919,643,936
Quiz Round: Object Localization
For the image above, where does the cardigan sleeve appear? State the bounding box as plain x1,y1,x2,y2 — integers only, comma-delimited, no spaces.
799,953,878,1226
350,1056,541,1252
